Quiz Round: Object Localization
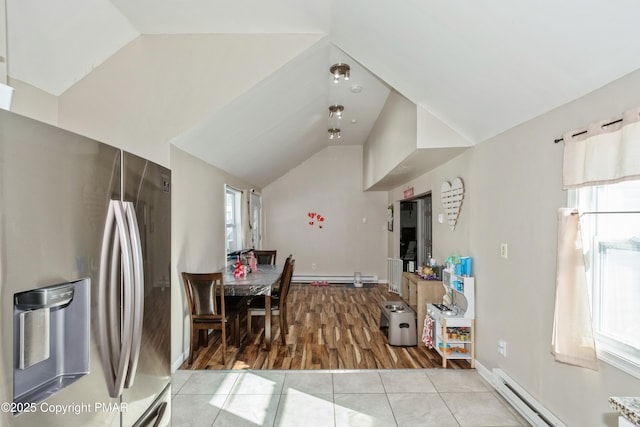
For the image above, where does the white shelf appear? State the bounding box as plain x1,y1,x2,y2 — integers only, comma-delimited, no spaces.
429,310,475,367
434,349,472,359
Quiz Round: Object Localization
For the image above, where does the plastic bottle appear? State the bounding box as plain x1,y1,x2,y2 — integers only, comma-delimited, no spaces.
249,251,257,273
234,256,244,278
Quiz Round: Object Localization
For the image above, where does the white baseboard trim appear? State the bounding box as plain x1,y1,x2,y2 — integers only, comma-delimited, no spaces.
293,274,379,284
475,359,493,382
172,349,188,373
475,360,566,427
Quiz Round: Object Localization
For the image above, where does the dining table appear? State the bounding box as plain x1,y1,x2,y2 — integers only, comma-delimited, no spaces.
221,264,283,350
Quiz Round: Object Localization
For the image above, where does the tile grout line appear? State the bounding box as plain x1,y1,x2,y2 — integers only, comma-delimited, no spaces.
173,369,527,427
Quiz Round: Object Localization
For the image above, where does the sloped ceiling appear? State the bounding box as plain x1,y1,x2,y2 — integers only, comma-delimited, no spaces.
6,0,640,188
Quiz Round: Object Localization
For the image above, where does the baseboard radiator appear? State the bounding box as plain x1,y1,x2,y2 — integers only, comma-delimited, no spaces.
492,369,566,427
293,274,378,284
387,258,402,294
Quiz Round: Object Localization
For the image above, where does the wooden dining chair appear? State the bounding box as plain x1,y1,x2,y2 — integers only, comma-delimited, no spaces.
181,272,241,365
271,254,292,297
253,250,277,265
246,257,295,345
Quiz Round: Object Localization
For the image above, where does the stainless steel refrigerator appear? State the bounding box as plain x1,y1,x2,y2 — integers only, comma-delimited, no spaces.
0,110,171,426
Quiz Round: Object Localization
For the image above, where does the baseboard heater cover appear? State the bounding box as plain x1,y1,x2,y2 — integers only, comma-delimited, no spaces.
293,275,378,284
492,368,567,427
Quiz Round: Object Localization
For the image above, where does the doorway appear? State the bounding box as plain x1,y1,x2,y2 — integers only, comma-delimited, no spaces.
399,193,432,271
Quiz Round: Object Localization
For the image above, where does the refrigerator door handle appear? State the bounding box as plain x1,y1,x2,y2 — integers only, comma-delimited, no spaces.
98,201,118,396
152,402,168,427
124,201,144,388
132,384,171,427
108,228,121,370
98,200,136,398
112,200,135,397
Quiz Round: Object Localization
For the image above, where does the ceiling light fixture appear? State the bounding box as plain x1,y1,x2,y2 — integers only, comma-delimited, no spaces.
328,128,341,140
328,105,344,119
330,63,350,83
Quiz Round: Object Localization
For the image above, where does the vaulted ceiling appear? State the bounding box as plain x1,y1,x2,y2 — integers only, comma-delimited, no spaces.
6,0,640,188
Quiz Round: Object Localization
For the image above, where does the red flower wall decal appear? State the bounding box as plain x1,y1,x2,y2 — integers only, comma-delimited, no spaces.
307,212,325,229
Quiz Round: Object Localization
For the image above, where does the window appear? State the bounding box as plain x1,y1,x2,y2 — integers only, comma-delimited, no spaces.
225,186,242,254
572,180,640,377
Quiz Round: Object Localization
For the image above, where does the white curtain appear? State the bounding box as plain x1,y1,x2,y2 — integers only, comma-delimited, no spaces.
563,106,640,189
554,106,640,369
240,190,251,249
249,191,262,249
552,208,598,370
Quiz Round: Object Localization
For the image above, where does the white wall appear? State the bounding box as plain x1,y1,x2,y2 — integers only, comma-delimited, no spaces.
389,68,640,426
8,79,58,125
416,105,472,149
170,145,254,367
0,0,6,84
389,151,472,264
56,33,320,169
363,90,417,190
263,145,388,279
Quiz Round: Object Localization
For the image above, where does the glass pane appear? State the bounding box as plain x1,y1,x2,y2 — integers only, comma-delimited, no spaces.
225,193,234,225
598,243,640,348
226,225,236,253
225,186,242,254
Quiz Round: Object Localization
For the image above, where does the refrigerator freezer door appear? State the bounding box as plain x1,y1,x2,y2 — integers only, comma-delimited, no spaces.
132,384,171,427
0,110,122,426
121,152,171,426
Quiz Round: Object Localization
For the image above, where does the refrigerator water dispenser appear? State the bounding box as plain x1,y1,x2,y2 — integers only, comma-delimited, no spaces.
18,307,50,370
13,279,90,409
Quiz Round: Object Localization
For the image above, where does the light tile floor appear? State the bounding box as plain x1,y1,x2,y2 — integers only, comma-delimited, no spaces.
171,369,531,427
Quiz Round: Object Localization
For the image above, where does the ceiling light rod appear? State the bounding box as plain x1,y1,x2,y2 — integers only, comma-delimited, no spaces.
328,128,341,139
330,63,350,83
328,104,344,119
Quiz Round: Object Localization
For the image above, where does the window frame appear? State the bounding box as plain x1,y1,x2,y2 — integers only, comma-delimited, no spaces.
225,186,242,255
571,181,640,379
592,237,640,377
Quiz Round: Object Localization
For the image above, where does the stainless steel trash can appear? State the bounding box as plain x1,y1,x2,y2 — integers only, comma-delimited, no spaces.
379,301,417,346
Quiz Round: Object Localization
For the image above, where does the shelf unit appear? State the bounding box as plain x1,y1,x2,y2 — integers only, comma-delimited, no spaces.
400,272,445,346
431,316,475,368
442,271,475,319
429,270,475,367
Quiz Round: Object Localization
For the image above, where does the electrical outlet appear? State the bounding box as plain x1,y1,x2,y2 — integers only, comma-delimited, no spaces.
497,339,507,357
500,243,508,259
311,263,317,270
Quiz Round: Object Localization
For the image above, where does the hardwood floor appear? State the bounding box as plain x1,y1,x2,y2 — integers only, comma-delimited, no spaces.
180,283,472,370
